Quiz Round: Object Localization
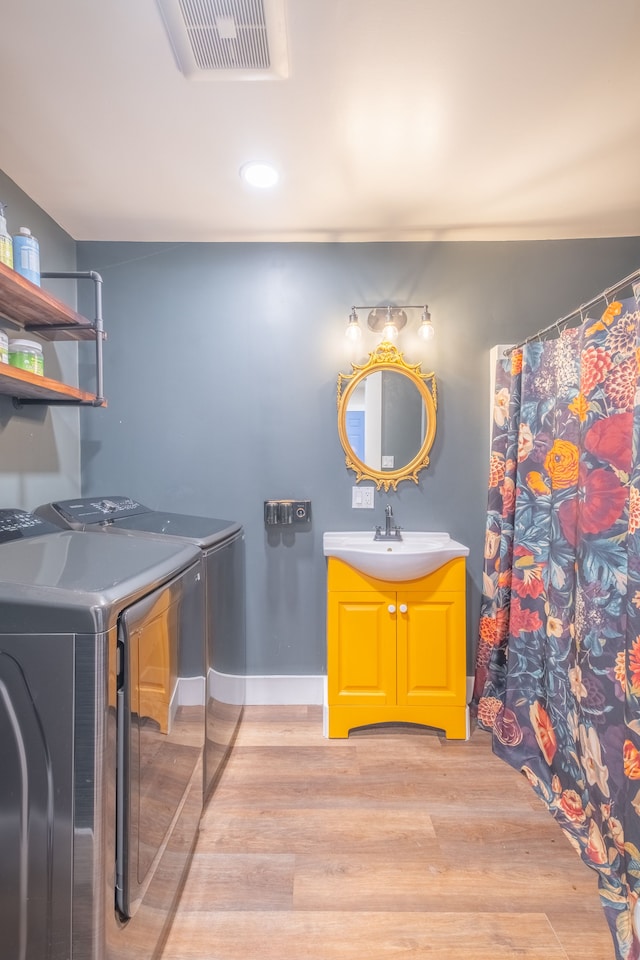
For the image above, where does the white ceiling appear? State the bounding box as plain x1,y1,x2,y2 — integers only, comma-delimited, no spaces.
1,0,639,243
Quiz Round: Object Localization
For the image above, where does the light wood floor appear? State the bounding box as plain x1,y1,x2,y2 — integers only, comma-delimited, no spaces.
161,706,613,960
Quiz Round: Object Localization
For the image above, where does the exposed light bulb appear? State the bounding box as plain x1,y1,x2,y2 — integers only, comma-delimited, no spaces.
240,161,279,188
381,322,399,341
417,307,435,341
345,320,362,342
345,310,362,342
418,320,434,341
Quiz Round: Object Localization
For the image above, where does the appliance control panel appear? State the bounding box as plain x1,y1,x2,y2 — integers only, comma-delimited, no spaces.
0,509,61,544
51,496,149,525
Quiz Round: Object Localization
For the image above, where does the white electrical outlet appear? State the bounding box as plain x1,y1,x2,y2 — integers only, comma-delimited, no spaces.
352,486,375,508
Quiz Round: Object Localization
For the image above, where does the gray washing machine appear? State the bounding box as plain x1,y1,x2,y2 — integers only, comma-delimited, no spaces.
0,508,205,960
36,496,246,801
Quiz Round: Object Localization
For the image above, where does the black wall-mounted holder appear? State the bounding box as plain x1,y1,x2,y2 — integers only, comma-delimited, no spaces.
264,500,311,525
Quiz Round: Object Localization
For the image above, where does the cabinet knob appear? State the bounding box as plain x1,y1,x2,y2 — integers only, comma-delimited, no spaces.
399,603,408,613
388,604,396,614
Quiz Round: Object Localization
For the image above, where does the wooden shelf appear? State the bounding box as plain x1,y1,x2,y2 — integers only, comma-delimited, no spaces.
0,263,105,405
0,261,97,341
0,362,104,405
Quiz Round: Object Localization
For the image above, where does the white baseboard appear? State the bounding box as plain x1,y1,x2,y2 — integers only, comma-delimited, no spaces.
323,675,328,737
245,674,324,705
179,675,474,709
208,669,245,705
178,675,205,705
177,673,325,706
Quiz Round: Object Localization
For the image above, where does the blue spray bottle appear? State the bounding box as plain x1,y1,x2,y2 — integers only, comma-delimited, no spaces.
13,227,40,286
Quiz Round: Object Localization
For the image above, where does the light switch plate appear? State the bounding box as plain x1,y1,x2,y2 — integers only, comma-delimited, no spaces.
352,486,374,509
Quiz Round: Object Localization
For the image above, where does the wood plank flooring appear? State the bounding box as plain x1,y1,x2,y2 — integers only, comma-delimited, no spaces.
161,706,614,960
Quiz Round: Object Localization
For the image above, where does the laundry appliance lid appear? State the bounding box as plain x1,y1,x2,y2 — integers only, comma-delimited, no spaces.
39,496,242,549
107,510,242,548
0,527,201,634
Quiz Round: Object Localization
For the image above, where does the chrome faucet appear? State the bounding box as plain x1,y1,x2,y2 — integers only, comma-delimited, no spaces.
374,504,402,541
384,504,394,538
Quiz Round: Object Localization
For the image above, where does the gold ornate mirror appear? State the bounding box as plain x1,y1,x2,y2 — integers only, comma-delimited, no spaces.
337,342,437,491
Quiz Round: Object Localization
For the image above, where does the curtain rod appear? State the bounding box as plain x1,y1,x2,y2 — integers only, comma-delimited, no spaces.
504,266,640,356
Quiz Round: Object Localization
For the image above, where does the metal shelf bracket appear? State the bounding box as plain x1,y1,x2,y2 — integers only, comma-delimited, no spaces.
30,270,107,405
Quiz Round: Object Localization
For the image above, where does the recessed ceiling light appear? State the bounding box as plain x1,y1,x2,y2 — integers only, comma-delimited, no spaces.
240,161,279,188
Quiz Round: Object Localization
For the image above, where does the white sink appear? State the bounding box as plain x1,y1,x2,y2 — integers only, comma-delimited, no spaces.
323,530,469,581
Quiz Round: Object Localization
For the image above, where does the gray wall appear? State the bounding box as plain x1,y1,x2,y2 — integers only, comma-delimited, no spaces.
0,171,80,508
76,237,640,676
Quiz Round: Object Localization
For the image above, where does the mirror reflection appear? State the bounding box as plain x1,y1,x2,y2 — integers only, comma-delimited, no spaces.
345,370,427,472
337,343,437,491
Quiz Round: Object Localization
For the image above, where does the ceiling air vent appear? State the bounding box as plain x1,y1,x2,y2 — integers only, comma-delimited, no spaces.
156,0,289,80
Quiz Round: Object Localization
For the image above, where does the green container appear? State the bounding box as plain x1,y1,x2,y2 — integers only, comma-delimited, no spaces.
9,338,43,376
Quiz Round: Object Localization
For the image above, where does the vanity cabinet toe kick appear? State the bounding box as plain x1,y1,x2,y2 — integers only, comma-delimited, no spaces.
326,557,468,740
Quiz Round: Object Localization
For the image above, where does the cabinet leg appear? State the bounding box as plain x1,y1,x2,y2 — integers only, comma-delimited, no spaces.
443,706,469,740
327,709,351,738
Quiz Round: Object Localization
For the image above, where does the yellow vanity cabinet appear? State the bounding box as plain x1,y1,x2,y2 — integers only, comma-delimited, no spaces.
326,556,468,739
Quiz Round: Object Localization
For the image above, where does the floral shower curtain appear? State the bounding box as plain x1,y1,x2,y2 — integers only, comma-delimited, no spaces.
473,292,640,959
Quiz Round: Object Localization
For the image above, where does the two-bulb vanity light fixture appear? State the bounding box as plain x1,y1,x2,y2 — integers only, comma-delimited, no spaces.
345,305,434,343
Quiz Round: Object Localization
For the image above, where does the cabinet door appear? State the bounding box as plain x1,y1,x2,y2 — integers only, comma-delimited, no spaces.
396,591,465,706
327,591,396,705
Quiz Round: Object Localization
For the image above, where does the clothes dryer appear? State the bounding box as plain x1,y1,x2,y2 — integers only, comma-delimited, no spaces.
36,495,246,800
0,508,204,960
